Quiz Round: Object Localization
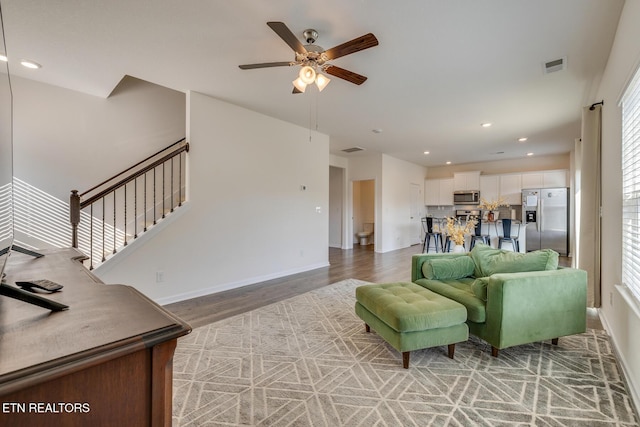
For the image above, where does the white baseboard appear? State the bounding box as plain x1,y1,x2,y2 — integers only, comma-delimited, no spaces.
598,295,640,419
155,261,330,306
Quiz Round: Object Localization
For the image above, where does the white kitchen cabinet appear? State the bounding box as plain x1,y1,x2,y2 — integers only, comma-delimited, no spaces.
521,170,568,189
480,175,499,202
543,171,568,187
521,172,543,189
453,171,480,191
431,169,567,207
424,179,439,205
499,174,522,205
424,178,454,206
439,179,454,205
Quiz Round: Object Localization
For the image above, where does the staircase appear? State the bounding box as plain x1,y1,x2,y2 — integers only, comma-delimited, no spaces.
70,138,189,269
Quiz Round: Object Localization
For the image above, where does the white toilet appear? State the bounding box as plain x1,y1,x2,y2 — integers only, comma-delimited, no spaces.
356,223,374,245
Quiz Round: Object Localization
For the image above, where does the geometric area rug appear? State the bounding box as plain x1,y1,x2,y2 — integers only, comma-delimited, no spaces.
172,279,639,426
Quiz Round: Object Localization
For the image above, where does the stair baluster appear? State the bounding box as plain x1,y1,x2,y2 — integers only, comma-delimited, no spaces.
70,138,189,269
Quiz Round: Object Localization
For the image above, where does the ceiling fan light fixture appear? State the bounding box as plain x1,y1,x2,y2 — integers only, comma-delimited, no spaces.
292,77,307,93
315,73,330,91
299,65,316,84
239,22,378,93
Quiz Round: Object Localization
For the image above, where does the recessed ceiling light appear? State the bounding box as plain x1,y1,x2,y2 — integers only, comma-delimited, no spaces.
481,123,492,128
527,152,534,156
446,161,452,165
518,137,528,142
20,60,41,69
372,128,383,134
423,151,430,155
0,54,7,62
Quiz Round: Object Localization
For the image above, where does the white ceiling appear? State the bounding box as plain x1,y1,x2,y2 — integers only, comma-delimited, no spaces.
1,0,624,167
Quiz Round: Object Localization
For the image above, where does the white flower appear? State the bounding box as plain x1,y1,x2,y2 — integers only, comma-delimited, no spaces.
478,197,509,211
446,217,477,246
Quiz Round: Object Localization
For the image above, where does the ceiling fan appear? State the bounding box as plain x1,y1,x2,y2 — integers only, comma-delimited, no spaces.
239,22,378,93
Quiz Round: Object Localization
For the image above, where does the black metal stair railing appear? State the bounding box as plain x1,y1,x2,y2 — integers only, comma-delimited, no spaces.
70,138,189,269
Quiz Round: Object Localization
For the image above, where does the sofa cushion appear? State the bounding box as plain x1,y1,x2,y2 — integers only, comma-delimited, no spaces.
354,282,467,332
414,277,486,323
470,277,490,301
421,255,475,280
469,244,559,277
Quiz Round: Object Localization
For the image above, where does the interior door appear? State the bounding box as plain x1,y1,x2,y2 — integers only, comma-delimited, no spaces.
410,183,422,245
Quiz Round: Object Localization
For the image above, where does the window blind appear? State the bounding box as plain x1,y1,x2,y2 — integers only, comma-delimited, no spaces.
622,66,640,304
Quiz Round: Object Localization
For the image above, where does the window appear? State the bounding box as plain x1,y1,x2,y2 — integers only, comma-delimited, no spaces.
621,66,640,303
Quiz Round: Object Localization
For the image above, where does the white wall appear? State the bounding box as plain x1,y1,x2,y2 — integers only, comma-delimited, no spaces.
380,154,427,252
596,0,640,411
97,91,330,303
12,75,186,200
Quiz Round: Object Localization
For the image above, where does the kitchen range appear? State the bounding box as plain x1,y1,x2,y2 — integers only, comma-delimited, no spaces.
455,209,481,221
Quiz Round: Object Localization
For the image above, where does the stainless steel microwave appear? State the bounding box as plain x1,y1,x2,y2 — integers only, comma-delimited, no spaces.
453,190,480,205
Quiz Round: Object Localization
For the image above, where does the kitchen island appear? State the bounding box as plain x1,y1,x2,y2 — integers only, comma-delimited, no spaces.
431,217,527,253
479,220,526,253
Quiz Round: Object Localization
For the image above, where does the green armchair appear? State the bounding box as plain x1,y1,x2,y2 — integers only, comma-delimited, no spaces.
411,246,588,356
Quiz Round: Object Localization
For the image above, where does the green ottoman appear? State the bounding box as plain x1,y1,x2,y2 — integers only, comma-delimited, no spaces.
355,282,468,368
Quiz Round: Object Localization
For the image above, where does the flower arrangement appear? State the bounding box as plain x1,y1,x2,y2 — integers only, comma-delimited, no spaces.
478,196,509,211
445,217,478,246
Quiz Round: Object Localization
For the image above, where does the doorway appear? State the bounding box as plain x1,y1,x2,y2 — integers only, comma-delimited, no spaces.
352,179,375,249
329,166,344,248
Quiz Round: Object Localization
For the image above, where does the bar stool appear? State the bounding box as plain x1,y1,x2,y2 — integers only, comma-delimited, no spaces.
495,219,520,252
469,217,490,250
440,217,454,252
422,217,443,253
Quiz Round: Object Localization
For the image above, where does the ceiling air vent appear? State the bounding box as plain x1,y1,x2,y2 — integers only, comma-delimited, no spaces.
342,147,365,153
544,57,566,74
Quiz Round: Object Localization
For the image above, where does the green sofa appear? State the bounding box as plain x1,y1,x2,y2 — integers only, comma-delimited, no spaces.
411,244,588,356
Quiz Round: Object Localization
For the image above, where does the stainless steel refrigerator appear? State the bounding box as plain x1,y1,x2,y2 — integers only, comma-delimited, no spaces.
522,188,569,255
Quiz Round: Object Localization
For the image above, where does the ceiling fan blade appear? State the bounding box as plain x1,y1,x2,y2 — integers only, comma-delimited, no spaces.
324,66,368,85
267,21,307,54
239,61,292,70
323,33,378,60
292,86,303,94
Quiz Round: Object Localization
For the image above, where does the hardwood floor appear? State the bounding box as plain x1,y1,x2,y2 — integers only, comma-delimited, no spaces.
164,244,419,328
164,244,603,331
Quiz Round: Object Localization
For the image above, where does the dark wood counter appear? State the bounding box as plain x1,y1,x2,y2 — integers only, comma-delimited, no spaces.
0,248,191,427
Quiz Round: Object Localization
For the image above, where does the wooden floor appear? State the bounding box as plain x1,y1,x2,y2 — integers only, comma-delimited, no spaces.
165,244,603,331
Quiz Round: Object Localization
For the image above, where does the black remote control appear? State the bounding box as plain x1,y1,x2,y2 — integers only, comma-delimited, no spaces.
16,279,64,293
0,283,69,311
